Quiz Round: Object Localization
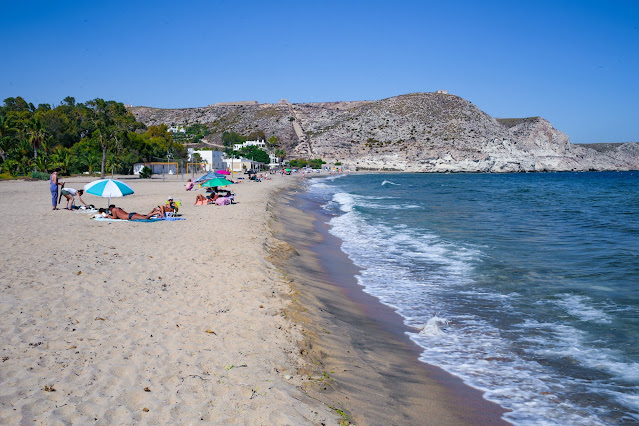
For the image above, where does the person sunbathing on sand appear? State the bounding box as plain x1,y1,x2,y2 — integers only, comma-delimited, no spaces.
155,197,178,215
107,206,160,220
195,193,217,205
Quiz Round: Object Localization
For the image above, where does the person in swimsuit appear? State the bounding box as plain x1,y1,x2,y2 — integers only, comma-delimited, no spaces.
49,169,63,210
162,197,178,215
106,206,161,220
195,192,218,205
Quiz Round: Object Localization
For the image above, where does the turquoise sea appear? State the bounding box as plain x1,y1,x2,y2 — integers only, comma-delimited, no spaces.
303,171,639,425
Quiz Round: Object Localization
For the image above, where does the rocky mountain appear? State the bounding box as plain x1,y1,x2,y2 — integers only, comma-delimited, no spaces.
129,93,639,172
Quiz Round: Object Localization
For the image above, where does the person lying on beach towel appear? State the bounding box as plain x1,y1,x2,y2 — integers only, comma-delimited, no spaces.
215,196,231,205
195,193,216,205
106,206,161,221
93,208,109,219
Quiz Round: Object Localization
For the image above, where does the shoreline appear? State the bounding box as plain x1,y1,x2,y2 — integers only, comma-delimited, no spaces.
2,172,508,424
0,175,340,424
269,177,509,425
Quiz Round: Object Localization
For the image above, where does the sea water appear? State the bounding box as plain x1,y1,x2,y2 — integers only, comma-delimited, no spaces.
304,171,639,425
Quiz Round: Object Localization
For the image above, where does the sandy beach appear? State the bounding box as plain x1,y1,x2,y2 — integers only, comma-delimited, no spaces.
0,172,507,425
0,174,340,424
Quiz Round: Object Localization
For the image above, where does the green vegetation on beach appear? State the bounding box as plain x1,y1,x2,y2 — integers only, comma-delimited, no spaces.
0,96,187,178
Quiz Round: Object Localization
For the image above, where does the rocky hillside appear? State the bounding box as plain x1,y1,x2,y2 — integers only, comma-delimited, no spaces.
129,93,639,172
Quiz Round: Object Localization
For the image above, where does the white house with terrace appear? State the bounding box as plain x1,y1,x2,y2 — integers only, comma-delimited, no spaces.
233,139,266,150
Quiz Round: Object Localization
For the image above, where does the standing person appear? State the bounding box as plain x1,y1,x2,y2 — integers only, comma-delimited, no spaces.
49,169,63,210
61,188,88,210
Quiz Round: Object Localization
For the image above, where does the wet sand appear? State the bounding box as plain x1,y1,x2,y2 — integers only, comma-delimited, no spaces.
268,180,509,425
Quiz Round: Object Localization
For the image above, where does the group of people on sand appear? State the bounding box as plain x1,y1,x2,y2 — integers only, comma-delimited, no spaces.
51,169,182,221
185,176,241,192
50,169,90,210
93,198,178,221
194,187,233,206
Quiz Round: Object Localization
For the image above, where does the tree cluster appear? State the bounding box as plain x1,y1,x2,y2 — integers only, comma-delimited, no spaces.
221,131,272,165
170,123,211,144
0,96,187,178
289,158,325,169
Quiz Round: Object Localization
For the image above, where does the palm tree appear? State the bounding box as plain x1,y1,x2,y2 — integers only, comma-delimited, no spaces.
1,159,19,176
106,154,123,177
27,117,45,161
0,113,17,162
51,147,73,176
18,156,33,176
40,136,52,158
81,152,100,175
35,155,48,172
15,139,32,175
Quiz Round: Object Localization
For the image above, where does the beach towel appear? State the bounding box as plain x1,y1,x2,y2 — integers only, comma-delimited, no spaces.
91,216,185,222
91,217,158,222
215,196,231,206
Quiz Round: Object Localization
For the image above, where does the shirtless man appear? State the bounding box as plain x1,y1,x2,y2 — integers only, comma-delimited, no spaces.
107,206,160,220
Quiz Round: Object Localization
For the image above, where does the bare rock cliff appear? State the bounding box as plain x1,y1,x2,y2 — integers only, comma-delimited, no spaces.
129,93,639,172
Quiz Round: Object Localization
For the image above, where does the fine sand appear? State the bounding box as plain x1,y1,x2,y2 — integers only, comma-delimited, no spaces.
0,172,507,425
0,174,339,424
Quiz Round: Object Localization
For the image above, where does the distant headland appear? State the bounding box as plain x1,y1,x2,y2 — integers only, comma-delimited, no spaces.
129,92,639,173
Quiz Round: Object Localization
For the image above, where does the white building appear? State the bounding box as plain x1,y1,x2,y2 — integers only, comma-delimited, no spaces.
268,153,280,169
187,148,225,171
188,148,268,173
223,157,259,172
233,139,266,151
133,162,178,175
168,125,186,133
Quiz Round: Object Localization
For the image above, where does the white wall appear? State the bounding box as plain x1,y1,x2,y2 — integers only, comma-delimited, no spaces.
188,149,225,170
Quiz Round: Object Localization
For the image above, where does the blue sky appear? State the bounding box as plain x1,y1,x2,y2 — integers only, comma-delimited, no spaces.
2,0,637,143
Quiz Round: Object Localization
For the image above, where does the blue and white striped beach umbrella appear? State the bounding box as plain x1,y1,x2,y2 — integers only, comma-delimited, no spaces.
83,179,134,206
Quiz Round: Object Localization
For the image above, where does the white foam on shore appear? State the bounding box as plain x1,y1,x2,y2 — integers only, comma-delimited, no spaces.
314,184,638,425
417,316,448,336
553,294,613,324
